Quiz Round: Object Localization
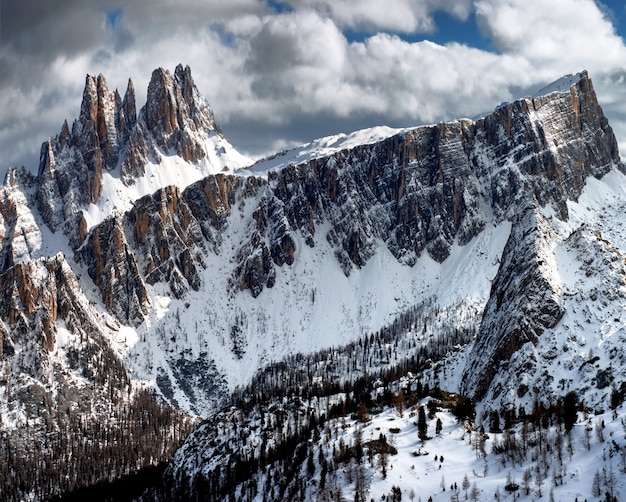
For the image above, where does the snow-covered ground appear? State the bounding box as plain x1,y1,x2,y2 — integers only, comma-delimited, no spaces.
246,126,405,174
312,398,626,501
80,133,251,232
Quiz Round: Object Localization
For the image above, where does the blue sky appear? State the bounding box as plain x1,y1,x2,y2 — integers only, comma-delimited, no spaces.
2,0,626,176
342,9,490,49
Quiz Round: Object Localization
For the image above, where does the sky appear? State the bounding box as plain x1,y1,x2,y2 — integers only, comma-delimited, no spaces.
1,0,626,178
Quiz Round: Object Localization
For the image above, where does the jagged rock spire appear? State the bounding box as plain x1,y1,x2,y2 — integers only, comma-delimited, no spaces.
36,72,137,243
123,78,137,131
34,64,243,247
142,64,217,161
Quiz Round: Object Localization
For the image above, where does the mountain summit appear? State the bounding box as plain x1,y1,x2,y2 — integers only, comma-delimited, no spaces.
0,67,625,500
36,64,250,248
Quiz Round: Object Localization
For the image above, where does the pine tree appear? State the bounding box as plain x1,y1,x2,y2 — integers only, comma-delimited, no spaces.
378,434,389,479
563,391,578,432
307,448,315,477
418,406,428,441
469,482,480,502
462,473,470,499
435,417,442,435
494,486,501,502
522,467,532,495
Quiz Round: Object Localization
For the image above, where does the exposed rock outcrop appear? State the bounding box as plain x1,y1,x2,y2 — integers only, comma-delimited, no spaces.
460,207,565,401
36,74,137,245
0,168,40,273
120,65,221,183
0,254,107,374
77,215,149,326
35,64,243,247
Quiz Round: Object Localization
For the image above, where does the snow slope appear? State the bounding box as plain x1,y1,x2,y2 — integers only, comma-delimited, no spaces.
247,126,405,174
123,214,510,414
81,133,252,232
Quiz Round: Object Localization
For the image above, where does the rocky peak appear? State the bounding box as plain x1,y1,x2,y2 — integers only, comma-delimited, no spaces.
142,64,217,163
32,65,248,247
27,67,626,352
455,73,624,408
78,74,98,130
123,78,137,132
78,71,624,315
36,71,139,242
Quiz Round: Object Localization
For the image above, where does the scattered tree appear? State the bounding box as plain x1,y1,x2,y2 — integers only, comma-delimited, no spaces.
418,406,429,442
435,417,442,435
462,473,470,499
469,482,480,502
522,467,532,495
563,391,578,432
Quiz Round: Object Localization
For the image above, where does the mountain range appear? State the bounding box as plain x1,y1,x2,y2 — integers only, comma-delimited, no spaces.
1,65,625,501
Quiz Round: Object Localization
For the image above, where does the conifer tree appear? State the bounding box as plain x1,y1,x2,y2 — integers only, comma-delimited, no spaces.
563,391,578,432
462,473,470,499
418,406,428,441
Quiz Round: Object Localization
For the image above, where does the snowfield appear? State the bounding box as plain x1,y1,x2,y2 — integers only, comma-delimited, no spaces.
320,400,626,502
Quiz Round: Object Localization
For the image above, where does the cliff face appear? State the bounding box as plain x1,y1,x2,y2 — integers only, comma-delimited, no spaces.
74,72,620,323
459,207,566,401
36,74,135,244
0,252,131,427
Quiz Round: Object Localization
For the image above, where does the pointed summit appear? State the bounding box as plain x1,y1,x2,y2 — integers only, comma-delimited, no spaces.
34,65,250,246
35,72,135,243
123,78,137,131
78,74,98,131
142,65,218,162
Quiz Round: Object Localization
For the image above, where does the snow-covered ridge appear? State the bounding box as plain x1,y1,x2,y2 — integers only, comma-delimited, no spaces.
246,125,405,174
246,71,590,176
532,71,587,97
81,134,250,232
42,67,592,239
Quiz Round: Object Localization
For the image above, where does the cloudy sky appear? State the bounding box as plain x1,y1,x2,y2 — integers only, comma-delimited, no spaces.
2,0,626,178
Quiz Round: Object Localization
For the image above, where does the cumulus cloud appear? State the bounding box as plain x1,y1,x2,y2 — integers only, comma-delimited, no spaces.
1,0,626,175
244,11,348,111
475,0,626,76
285,0,472,33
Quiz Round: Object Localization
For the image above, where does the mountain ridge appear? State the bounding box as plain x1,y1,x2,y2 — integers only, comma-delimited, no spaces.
1,66,625,500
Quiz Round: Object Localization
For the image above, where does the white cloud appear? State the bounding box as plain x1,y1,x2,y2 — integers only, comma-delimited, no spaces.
2,0,626,177
285,0,472,33
475,0,626,76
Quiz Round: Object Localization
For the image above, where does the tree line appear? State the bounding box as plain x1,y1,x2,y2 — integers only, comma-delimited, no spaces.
0,389,195,501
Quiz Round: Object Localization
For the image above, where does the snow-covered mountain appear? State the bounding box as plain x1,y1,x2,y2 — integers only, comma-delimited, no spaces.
1,66,625,500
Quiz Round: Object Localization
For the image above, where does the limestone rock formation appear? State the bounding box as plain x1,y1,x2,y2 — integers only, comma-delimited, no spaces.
70,71,622,321
36,73,137,245
460,207,566,401
35,64,247,248
0,167,40,272
0,252,123,386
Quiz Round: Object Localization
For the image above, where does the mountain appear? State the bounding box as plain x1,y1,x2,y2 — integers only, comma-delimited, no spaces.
1,66,625,501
